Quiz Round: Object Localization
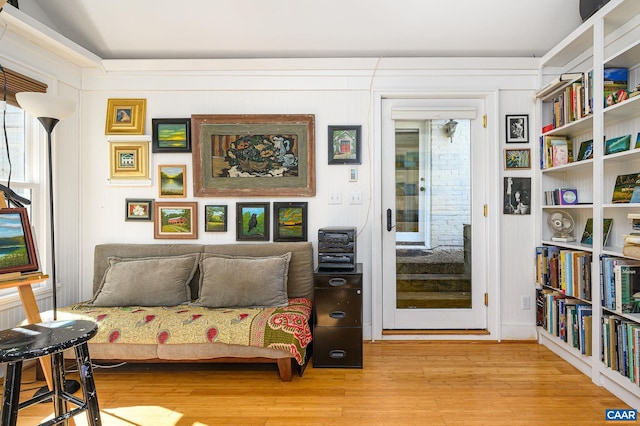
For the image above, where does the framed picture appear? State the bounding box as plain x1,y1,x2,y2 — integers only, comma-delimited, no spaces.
503,177,531,215
0,208,39,274
109,141,150,181
105,98,146,135
152,118,191,153
504,149,531,169
576,139,594,161
125,199,153,221
506,114,529,143
158,164,186,198
191,114,316,197
236,202,270,241
273,202,308,242
204,205,227,232
154,202,198,239
328,125,361,164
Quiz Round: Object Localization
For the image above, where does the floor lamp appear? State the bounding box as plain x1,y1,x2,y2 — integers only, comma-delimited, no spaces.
15,92,79,395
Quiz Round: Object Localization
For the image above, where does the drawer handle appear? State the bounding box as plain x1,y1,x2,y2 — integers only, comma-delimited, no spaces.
329,278,347,287
329,350,346,359
329,311,346,319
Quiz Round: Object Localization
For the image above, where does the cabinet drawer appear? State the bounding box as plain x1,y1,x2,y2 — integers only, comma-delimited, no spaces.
314,273,362,289
313,326,362,368
314,288,362,326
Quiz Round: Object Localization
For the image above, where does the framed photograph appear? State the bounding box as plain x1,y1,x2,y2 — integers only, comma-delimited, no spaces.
109,141,150,181
105,98,146,135
191,114,315,197
152,118,191,153
506,114,529,143
125,199,153,221
328,125,361,164
204,205,227,232
154,202,198,239
504,149,531,169
273,202,308,242
0,208,39,273
503,177,531,215
158,164,186,198
236,202,270,241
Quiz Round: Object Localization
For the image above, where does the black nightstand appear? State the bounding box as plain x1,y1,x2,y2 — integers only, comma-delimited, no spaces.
313,263,363,368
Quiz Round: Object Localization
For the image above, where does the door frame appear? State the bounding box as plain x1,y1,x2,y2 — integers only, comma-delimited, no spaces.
370,90,501,341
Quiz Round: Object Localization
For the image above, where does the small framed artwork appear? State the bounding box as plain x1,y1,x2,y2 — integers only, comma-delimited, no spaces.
273,202,308,242
158,165,186,198
328,125,361,164
504,149,531,170
576,139,594,161
0,208,39,274
236,202,270,241
152,118,191,153
505,114,529,143
105,98,146,135
204,205,227,232
154,201,198,239
125,199,153,221
503,177,531,215
109,141,150,181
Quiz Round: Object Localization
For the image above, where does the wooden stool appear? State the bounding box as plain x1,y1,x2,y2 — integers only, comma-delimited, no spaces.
0,319,101,426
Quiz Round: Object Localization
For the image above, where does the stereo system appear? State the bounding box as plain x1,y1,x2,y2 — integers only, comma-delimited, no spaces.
318,226,357,271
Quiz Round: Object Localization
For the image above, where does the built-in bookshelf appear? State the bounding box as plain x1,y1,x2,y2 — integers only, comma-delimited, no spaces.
535,0,640,408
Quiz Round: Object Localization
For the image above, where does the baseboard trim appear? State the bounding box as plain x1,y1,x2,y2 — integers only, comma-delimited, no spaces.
382,329,490,336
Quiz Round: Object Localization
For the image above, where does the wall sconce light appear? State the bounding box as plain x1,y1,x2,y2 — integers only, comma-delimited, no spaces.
443,119,458,142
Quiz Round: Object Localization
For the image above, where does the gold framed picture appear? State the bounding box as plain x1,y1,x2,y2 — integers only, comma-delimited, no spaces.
158,164,186,198
109,141,150,181
105,98,147,135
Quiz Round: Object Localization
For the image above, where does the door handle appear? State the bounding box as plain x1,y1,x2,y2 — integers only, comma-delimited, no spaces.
387,208,394,232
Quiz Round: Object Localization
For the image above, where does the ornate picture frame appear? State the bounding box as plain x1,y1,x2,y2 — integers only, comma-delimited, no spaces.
154,201,198,239
109,140,150,181
236,202,270,241
152,118,191,153
105,98,146,135
328,125,361,164
273,202,308,242
191,114,316,197
125,199,153,221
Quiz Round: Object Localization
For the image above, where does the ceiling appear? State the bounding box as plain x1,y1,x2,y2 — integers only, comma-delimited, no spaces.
17,0,584,61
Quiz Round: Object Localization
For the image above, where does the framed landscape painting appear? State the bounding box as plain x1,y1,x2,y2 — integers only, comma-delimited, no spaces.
154,202,198,239
273,202,307,242
158,165,186,198
0,208,39,274
236,202,269,241
204,205,227,232
152,118,191,153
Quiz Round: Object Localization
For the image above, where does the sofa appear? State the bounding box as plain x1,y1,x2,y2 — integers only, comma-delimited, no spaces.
55,242,315,381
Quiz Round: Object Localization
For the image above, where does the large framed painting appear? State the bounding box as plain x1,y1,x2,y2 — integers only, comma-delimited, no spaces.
191,114,316,197
0,208,39,274
236,202,270,241
154,201,198,239
273,202,308,242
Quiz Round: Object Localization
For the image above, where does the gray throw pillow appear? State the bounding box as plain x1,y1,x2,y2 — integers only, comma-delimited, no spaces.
193,252,291,308
90,254,199,307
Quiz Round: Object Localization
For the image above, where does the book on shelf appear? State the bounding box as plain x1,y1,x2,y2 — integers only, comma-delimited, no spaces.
604,134,632,155
536,246,591,300
612,173,640,203
576,139,593,161
615,264,640,314
601,256,640,311
544,188,578,205
540,135,573,169
580,218,613,246
536,72,584,99
603,67,629,108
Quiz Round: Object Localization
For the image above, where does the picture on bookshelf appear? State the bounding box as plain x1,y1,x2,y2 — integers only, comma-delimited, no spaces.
604,134,631,155
503,177,530,215
636,132,640,149
612,173,640,203
505,114,528,143
504,149,530,169
576,139,593,161
580,218,613,246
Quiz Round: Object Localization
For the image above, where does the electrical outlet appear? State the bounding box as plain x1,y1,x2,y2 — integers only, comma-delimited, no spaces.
329,192,342,204
349,191,362,204
521,295,531,310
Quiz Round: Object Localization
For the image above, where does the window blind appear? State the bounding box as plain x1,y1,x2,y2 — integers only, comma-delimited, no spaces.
0,67,47,107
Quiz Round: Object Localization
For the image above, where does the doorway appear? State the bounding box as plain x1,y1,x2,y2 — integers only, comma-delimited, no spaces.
381,97,488,330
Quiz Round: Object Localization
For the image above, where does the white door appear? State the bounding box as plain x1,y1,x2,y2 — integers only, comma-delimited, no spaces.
381,97,488,329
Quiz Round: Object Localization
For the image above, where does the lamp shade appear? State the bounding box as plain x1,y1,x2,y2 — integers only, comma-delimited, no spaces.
16,92,76,121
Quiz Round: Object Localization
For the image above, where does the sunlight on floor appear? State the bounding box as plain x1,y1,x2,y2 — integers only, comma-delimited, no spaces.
35,406,191,426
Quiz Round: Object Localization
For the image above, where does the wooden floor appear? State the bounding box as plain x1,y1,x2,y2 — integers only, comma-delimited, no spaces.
8,341,630,425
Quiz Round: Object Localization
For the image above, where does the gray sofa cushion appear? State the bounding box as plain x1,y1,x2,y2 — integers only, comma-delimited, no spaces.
193,252,291,308
90,254,199,306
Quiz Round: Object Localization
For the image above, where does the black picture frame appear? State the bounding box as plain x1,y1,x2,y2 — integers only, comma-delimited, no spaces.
328,125,361,164
236,202,270,241
152,118,191,153
505,114,529,143
503,177,531,215
273,202,308,242
125,199,153,221
204,204,227,232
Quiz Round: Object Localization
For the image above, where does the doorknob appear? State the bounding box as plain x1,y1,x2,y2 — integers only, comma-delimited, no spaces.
387,208,395,232
420,186,425,192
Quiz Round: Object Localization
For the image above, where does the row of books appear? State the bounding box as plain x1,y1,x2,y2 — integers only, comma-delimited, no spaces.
537,288,592,355
535,246,592,300
540,135,574,169
600,255,640,314
602,315,640,386
544,188,578,205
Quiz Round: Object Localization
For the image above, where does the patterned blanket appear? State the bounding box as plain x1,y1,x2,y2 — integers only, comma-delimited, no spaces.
57,297,313,365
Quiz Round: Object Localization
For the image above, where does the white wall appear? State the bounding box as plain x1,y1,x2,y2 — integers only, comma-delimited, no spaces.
0,16,541,341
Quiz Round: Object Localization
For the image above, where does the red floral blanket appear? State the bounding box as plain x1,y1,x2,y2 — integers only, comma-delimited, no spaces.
57,297,313,365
